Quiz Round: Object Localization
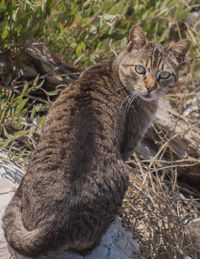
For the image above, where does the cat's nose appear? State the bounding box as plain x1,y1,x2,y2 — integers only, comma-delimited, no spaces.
146,86,155,93
145,76,156,93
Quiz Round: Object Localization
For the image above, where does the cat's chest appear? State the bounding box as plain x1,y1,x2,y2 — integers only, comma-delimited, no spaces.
121,99,157,160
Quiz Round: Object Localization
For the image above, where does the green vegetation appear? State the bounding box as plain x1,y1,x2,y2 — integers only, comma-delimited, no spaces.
0,0,199,161
0,0,199,66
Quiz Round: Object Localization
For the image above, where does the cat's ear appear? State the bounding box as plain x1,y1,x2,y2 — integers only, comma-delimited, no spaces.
166,39,190,63
127,24,148,52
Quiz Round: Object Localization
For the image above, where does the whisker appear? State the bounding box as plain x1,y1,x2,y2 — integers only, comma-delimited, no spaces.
125,93,137,113
121,93,132,109
125,93,134,113
122,92,137,113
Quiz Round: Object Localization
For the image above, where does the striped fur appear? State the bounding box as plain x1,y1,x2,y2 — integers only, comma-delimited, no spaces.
2,25,189,257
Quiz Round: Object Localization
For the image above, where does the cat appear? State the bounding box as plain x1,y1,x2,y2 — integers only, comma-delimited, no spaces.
2,24,190,258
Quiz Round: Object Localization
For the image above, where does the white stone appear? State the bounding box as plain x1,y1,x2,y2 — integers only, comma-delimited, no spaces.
0,179,18,259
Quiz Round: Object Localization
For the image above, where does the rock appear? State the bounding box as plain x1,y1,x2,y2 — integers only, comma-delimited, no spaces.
0,178,18,259
24,39,82,88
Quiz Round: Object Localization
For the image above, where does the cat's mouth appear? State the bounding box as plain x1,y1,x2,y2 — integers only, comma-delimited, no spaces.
139,91,156,101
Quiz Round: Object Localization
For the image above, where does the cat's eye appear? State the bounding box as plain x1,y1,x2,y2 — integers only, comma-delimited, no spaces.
135,65,146,75
159,71,171,80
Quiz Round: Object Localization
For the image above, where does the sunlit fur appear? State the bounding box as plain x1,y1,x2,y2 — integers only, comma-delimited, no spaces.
2,25,189,258
116,25,190,110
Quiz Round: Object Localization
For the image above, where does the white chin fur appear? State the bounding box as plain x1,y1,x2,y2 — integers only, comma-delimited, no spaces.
138,92,156,101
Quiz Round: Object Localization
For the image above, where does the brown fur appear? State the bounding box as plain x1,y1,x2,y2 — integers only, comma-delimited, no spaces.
2,25,190,257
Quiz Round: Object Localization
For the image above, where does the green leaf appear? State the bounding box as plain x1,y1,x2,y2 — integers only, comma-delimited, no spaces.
43,90,59,96
109,0,127,15
103,14,115,21
30,105,36,121
80,41,86,51
76,44,82,57
1,29,8,39
76,42,85,57
71,6,78,16
0,0,5,10
33,74,40,88
188,29,197,45
72,11,82,25
0,140,10,148
36,79,44,89
14,130,30,137
120,37,127,49
0,108,6,122
16,98,28,114
92,4,100,14
37,115,46,128
57,21,64,31
176,6,189,21
102,0,113,11
21,82,29,97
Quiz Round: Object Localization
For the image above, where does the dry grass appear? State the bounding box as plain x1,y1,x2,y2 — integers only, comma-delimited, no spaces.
121,67,200,258
122,159,200,258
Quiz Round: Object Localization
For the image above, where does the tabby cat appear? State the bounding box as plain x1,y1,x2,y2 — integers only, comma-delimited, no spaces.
2,25,190,257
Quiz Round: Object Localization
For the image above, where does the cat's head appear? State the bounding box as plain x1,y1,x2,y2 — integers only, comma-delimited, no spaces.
117,24,190,102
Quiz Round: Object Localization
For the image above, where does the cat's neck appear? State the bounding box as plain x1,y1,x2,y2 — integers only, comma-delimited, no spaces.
75,58,159,159
111,57,159,159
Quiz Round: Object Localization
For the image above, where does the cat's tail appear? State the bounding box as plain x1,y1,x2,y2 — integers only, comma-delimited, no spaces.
2,197,54,257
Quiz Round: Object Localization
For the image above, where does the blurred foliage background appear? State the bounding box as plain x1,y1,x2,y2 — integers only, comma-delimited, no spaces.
0,0,199,165
0,0,199,66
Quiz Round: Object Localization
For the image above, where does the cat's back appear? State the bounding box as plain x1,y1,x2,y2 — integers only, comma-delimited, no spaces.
18,58,128,230
31,58,121,166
